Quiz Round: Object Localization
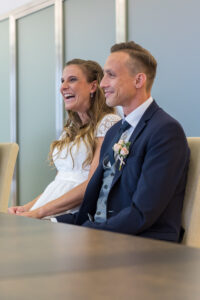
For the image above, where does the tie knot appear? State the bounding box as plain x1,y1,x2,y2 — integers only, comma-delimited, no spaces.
120,120,131,133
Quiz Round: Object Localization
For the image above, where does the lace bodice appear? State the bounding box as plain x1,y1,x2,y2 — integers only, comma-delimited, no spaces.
95,114,121,137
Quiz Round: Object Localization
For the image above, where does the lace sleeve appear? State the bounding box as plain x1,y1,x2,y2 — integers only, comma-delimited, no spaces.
96,114,121,137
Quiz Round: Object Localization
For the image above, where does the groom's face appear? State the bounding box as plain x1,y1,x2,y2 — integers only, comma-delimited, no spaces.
100,51,137,113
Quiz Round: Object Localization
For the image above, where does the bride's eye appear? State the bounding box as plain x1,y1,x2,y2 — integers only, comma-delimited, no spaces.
69,77,77,82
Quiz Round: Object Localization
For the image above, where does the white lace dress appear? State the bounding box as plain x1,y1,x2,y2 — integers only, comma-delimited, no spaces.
30,114,121,216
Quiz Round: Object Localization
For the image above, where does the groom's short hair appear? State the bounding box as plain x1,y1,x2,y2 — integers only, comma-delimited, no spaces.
111,41,157,91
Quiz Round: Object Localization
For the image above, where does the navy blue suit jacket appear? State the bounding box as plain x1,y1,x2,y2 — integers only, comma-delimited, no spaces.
57,101,190,242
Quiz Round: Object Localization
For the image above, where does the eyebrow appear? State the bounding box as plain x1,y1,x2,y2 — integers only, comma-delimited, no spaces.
103,68,115,74
68,75,77,78
61,75,78,80
103,68,111,73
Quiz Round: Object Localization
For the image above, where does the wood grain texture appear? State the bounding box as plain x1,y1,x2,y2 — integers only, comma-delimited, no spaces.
0,213,200,299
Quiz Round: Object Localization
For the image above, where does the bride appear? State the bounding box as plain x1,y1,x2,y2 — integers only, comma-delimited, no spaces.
8,58,120,219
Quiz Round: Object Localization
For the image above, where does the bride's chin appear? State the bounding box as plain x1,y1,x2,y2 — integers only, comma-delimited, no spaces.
64,102,75,108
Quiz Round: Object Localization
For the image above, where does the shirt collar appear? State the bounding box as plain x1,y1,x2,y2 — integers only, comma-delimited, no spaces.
124,96,153,129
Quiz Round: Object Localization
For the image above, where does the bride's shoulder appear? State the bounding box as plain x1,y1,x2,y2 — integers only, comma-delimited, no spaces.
96,113,121,137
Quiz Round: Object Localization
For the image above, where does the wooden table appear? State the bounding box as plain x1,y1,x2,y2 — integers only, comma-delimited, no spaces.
0,212,200,299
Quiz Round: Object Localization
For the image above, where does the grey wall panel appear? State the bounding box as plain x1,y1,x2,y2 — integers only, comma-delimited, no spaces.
128,0,200,136
0,19,10,142
17,6,56,205
64,0,116,67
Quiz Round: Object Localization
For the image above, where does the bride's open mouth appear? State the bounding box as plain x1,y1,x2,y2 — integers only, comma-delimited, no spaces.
63,93,75,102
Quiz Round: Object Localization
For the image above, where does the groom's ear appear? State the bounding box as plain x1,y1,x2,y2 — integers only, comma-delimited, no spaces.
135,73,147,89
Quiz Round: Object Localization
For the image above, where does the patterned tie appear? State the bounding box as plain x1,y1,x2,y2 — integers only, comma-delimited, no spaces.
108,120,131,165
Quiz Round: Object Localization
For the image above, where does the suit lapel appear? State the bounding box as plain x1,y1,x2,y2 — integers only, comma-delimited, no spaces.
77,163,104,224
111,101,160,188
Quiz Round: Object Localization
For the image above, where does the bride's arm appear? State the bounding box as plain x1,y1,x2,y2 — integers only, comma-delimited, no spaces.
18,137,104,219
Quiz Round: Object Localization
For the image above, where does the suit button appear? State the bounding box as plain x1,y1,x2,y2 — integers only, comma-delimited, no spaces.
96,211,101,215
104,184,108,189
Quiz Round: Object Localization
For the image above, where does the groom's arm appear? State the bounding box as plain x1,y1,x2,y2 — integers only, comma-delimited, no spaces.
56,212,78,224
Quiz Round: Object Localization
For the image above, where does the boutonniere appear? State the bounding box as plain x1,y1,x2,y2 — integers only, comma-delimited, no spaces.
113,139,131,170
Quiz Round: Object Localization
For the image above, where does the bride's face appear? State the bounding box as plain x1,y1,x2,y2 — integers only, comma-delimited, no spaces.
60,64,93,114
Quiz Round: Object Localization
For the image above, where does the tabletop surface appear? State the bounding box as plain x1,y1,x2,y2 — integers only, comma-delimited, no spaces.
0,212,200,299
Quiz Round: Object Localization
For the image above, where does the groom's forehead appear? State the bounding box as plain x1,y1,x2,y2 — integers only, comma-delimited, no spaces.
103,52,130,72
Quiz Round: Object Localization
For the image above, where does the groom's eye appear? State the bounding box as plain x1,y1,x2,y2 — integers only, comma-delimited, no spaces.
108,71,115,78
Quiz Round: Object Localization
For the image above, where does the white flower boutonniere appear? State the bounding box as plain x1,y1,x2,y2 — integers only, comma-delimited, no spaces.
113,139,131,170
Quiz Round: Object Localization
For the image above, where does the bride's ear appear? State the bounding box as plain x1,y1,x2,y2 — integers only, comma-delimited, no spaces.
90,80,98,93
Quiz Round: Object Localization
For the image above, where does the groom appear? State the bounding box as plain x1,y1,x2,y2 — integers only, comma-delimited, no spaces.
56,41,190,242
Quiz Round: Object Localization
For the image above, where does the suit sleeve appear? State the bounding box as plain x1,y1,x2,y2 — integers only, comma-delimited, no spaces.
82,121,189,235
56,212,78,224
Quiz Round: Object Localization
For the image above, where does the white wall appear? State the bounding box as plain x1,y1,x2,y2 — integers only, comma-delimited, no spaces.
128,0,200,136
0,0,32,16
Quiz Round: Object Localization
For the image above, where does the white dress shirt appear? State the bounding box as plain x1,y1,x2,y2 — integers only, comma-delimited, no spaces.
121,96,153,141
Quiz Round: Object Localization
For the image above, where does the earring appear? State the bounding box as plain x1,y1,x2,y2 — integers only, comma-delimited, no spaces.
90,93,94,99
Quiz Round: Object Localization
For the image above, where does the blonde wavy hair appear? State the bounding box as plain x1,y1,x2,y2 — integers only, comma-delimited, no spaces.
49,59,115,168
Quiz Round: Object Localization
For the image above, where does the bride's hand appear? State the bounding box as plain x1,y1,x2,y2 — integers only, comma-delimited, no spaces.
8,206,26,215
